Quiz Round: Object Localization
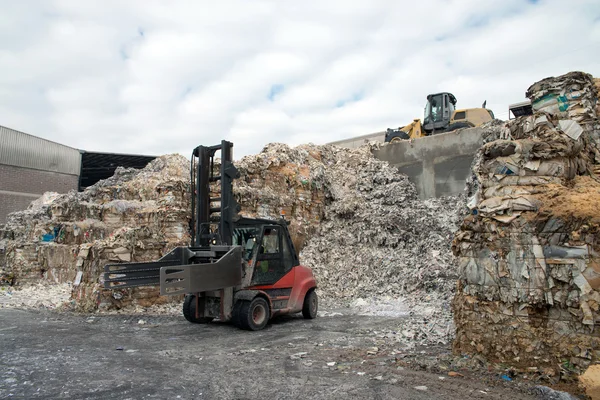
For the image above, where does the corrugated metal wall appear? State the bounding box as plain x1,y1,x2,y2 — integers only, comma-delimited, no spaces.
0,125,81,175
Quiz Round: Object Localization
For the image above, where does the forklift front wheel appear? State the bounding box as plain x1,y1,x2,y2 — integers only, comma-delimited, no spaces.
302,289,318,319
183,294,214,324
237,297,270,331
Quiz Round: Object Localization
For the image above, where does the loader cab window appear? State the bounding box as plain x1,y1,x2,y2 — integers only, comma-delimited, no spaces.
424,94,444,123
449,101,455,114
454,111,466,120
424,101,432,124
252,226,286,285
445,94,455,117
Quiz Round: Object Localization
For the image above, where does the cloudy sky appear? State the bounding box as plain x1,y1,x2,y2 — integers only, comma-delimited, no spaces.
1,0,599,158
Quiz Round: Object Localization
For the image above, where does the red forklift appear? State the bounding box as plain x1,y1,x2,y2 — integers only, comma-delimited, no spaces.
103,141,318,330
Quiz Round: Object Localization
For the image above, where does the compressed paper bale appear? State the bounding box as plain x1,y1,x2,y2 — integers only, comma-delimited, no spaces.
453,71,600,372
482,185,546,198
527,72,597,117
480,156,581,179
478,195,541,214
480,175,562,188
0,154,192,309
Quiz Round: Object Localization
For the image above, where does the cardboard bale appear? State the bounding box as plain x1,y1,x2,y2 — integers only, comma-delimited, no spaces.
453,71,600,373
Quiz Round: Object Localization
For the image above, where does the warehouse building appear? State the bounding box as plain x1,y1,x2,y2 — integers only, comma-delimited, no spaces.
0,125,155,223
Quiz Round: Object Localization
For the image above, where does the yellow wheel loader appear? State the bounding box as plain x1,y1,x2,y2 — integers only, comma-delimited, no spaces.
385,92,495,143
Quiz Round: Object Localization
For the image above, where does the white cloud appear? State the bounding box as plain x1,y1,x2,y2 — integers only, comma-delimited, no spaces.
0,0,599,158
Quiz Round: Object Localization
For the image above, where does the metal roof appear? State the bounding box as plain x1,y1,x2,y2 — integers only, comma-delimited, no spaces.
508,100,533,119
0,125,81,175
79,151,156,190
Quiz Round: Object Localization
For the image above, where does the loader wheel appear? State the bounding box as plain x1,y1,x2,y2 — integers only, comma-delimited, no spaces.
388,131,410,143
302,290,318,319
446,121,474,132
183,294,214,324
237,297,270,331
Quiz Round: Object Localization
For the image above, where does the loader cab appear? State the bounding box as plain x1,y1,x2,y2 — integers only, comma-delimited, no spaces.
423,92,456,134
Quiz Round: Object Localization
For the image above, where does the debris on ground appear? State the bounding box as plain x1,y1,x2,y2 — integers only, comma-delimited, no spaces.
0,283,71,309
530,386,577,400
452,71,600,375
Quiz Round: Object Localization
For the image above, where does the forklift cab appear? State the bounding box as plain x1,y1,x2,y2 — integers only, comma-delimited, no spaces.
252,224,297,285
423,92,456,134
232,219,299,286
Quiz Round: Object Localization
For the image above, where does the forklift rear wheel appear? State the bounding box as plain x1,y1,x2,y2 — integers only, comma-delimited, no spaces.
302,289,318,319
183,294,214,324
237,297,270,331
231,300,243,328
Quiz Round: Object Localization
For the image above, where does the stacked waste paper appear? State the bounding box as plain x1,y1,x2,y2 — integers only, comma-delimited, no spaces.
0,155,192,310
233,143,328,253
1,141,461,323
452,71,600,373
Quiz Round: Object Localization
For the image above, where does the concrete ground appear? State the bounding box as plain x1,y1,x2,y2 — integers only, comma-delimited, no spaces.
0,308,559,400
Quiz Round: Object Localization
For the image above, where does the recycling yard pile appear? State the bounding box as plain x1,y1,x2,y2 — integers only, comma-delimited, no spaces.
0,156,193,311
0,141,462,344
3,70,600,384
236,143,463,306
452,71,600,374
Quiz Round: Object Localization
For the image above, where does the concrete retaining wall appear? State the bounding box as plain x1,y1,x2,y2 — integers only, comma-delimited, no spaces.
372,128,484,199
328,131,385,149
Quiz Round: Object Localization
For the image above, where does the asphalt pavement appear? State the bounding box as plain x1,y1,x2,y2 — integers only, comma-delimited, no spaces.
0,308,544,399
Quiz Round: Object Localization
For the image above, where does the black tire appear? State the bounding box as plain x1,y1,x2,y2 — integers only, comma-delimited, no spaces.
302,289,318,319
237,297,270,331
231,300,243,328
386,131,410,143
446,121,474,132
183,294,214,324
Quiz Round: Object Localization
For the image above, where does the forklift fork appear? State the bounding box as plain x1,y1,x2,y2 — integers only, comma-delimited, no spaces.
103,246,243,295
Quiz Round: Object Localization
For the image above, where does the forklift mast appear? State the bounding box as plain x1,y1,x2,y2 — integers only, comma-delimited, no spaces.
103,140,243,293
190,140,240,247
